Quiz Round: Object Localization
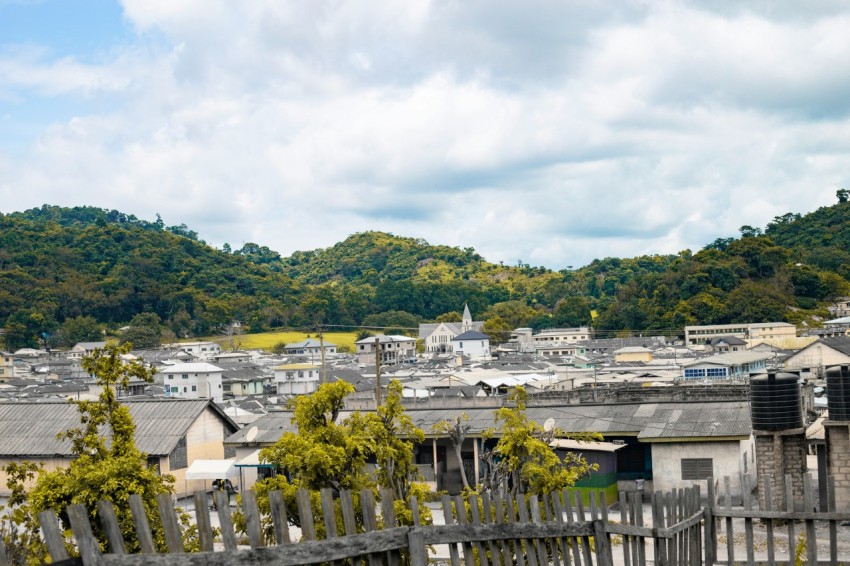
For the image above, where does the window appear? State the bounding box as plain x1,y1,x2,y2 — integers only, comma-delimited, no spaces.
168,375,174,380
182,374,188,380
681,458,713,480
191,385,197,392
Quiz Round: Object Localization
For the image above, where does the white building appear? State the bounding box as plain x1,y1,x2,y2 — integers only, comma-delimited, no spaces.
451,330,491,359
160,362,224,403
67,341,107,360
281,339,337,360
680,351,772,381
532,327,594,347
356,335,417,365
419,304,484,354
0,351,14,380
273,363,321,396
163,341,221,361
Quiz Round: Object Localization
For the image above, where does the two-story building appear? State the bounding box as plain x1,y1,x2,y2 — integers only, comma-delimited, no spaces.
680,351,772,381
356,335,417,366
684,323,796,347
0,351,15,381
67,341,107,360
451,330,491,359
163,341,221,361
273,363,320,395
280,339,337,361
160,362,224,403
532,327,594,347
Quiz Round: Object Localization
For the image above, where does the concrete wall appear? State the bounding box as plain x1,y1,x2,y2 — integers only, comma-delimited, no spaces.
754,430,807,511
650,440,747,496
165,408,232,497
0,457,71,496
826,422,850,511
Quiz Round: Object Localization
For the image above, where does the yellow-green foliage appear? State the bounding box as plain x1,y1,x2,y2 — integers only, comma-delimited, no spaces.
209,330,359,352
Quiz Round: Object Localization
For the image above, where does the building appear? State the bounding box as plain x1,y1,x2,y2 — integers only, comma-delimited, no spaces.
280,339,337,360
273,363,321,395
67,341,107,360
163,341,221,361
613,346,653,363
784,336,850,378
419,304,484,354
451,330,491,359
684,323,796,347
0,399,239,497
355,335,417,366
0,351,15,380
532,327,594,346
160,362,224,403
680,351,772,381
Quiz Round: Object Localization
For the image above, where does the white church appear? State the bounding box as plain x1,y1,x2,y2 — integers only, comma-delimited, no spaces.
418,304,487,355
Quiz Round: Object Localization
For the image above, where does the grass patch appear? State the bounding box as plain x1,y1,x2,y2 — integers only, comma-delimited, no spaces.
204,330,361,352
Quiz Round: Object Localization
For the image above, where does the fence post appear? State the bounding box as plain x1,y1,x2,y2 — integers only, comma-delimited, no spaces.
593,518,614,566
66,503,102,566
97,500,126,555
703,481,715,566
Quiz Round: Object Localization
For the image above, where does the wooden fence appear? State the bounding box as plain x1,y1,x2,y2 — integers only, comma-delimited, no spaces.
32,478,850,566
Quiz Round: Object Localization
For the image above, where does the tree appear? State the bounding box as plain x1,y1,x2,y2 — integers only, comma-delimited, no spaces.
838,189,849,203
432,414,472,490
119,312,162,349
21,343,194,554
484,387,600,496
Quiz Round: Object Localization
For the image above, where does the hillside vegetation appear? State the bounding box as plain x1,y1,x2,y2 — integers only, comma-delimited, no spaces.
2,196,849,350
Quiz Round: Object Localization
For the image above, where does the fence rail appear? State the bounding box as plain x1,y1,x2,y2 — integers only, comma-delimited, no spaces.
31,476,850,566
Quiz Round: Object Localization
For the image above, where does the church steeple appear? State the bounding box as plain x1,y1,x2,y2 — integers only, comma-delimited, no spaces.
462,302,472,331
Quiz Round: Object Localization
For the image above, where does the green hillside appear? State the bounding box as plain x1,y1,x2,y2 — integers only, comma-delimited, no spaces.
1,196,849,350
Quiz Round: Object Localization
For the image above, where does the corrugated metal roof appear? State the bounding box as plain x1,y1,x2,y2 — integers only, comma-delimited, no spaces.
225,400,751,446
0,399,225,457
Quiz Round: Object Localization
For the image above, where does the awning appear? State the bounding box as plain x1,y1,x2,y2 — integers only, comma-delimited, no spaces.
185,459,239,480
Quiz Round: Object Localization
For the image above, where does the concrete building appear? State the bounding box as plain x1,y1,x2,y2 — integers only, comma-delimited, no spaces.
355,335,417,366
451,330,491,359
684,322,796,347
784,336,850,378
0,351,15,381
160,362,224,403
681,351,772,381
273,363,320,395
67,341,107,360
613,346,654,363
532,327,594,346
163,341,221,361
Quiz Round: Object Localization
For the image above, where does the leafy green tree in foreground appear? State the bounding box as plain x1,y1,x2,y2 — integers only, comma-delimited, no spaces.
247,380,429,538
483,386,601,496
5,343,197,559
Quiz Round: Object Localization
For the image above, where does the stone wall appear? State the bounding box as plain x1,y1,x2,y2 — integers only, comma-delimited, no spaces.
754,429,807,511
826,422,850,511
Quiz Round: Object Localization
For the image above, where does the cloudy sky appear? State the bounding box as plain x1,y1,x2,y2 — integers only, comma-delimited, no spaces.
1,1,848,269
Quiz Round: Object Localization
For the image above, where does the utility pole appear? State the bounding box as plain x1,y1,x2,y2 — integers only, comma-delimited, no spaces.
318,325,327,385
374,336,382,408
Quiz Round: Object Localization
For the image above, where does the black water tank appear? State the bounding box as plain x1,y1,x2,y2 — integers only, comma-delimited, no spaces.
826,365,850,421
750,372,803,431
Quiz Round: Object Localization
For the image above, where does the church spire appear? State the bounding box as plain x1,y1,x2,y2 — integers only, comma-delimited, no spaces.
462,302,472,331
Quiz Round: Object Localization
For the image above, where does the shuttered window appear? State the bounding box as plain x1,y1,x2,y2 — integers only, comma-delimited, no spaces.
681,458,713,480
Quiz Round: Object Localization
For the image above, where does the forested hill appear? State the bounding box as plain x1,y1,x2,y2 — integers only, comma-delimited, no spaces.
2,198,850,350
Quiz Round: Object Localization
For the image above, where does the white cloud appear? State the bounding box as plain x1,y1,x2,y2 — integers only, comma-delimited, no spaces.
0,1,849,268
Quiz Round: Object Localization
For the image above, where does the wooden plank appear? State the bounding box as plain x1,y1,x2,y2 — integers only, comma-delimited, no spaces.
295,489,316,542
528,495,549,564
381,488,401,566
480,493,501,566
442,494,462,566
467,495,489,566
454,495,475,566
97,500,126,555
192,491,214,552
828,475,838,566
764,479,775,566
632,491,646,566
619,491,632,566
594,518,614,566
242,490,264,549
574,491,594,566
410,495,421,528
66,503,102,566
156,494,184,554
705,480,716,566
785,474,797,565
128,493,157,554
544,492,564,566
419,522,596,545
496,491,521,566
407,529,429,566
268,490,290,545
712,508,850,521
551,491,572,566
804,474,818,566
215,490,239,551
515,494,538,566
725,477,734,566
340,490,358,534
320,488,337,539
359,488,381,566
651,492,667,566
38,509,71,562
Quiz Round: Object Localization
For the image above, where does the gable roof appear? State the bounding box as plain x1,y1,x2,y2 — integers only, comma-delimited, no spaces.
453,330,490,341
0,399,238,458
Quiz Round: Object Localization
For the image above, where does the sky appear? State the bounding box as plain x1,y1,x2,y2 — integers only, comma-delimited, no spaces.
1,1,849,270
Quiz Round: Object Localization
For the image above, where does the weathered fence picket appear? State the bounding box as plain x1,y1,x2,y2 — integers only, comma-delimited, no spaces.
37,479,850,566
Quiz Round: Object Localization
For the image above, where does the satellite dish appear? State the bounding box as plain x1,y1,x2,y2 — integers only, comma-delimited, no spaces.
543,418,556,432
245,426,259,443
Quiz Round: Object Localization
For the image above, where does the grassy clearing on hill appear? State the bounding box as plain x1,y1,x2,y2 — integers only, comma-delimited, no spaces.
209,330,361,352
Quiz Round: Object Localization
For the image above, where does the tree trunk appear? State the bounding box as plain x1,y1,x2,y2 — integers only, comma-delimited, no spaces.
454,444,469,489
